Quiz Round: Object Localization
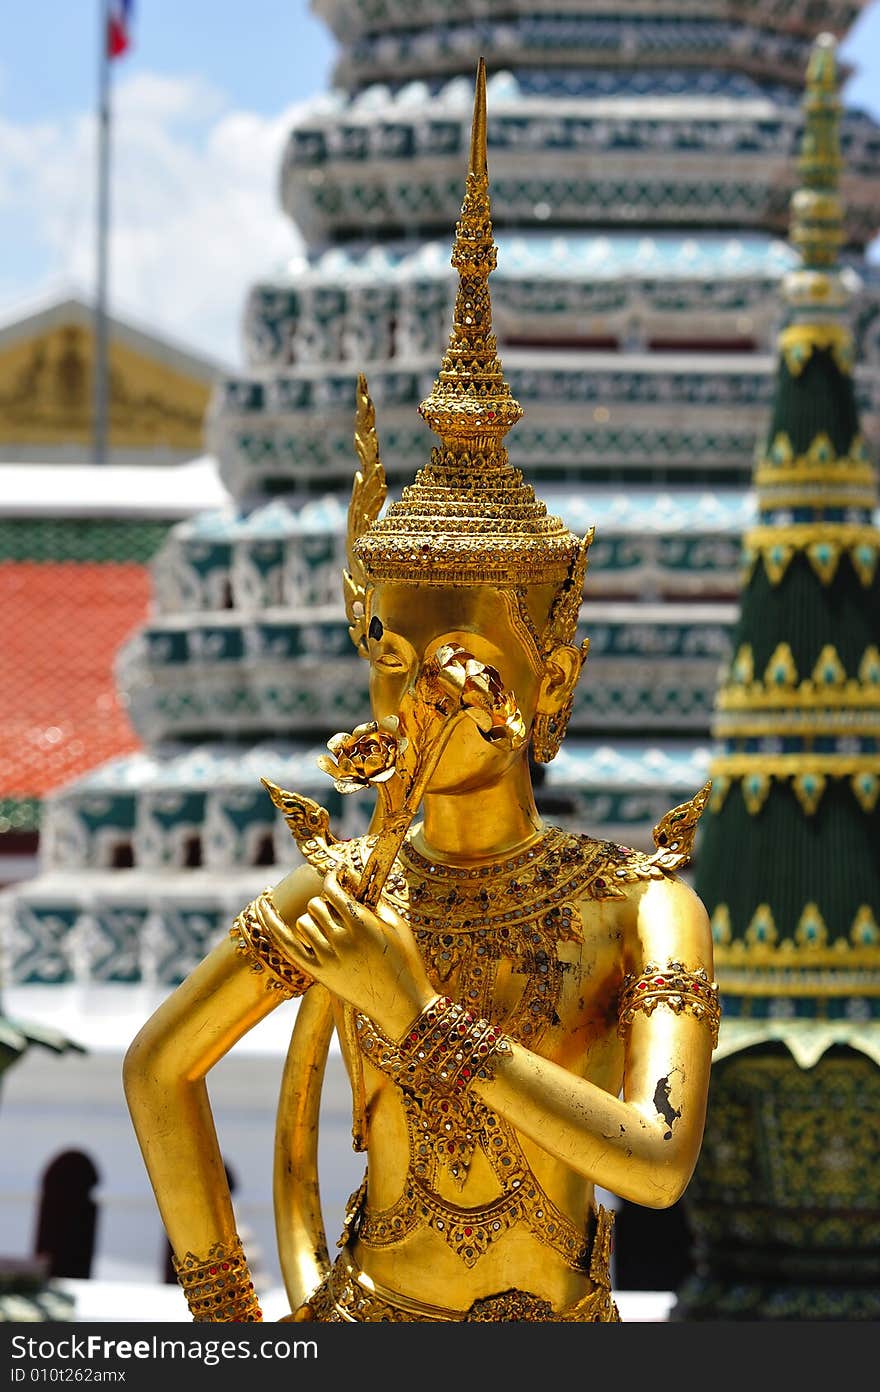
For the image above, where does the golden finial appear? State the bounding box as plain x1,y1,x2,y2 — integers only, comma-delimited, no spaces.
417,56,523,448
469,51,488,178
352,57,592,592
790,33,843,269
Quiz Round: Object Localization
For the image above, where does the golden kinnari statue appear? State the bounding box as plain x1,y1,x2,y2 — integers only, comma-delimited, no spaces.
124,60,718,1324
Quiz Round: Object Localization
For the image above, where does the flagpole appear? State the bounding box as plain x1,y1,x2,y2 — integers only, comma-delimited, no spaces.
94,0,111,465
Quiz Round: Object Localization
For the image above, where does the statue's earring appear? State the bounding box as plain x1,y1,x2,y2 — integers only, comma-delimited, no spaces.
531,707,562,764
531,640,589,764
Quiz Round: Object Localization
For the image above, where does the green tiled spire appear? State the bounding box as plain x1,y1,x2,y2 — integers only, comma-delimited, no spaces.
674,40,880,1323
694,33,880,1024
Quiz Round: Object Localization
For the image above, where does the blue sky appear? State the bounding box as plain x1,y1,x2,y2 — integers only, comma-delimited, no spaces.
1,1,878,366
1,2,336,122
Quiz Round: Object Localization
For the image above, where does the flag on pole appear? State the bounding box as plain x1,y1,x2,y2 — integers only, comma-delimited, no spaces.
107,0,134,59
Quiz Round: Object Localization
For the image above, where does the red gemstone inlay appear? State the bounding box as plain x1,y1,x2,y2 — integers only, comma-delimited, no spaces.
464,1227,473,1236
637,982,648,990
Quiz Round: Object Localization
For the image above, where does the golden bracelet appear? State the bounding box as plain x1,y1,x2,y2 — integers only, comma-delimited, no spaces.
172,1233,263,1322
357,995,511,1097
230,891,314,1000
617,961,721,1049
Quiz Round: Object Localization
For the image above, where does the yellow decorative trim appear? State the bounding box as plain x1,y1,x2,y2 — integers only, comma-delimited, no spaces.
795,901,829,948
712,754,880,776
750,536,795,586
714,712,880,739
859,647,880,685
745,904,778,948
792,770,827,815
741,770,772,815
718,642,880,711
712,903,879,963
805,538,843,585
707,755,880,817
730,645,754,685
850,769,880,813
851,906,880,947
851,543,880,588
710,904,732,946
778,322,852,377
714,968,880,998
758,490,878,513
755,432,876,510
766,641,798,689
708,776,731,814
812,644,847,687
744,526,880,588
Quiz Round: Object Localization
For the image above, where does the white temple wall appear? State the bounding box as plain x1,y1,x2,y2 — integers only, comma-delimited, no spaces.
0,987,363,1298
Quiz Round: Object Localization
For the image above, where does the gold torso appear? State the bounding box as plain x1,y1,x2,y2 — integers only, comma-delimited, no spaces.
301,824,655,1313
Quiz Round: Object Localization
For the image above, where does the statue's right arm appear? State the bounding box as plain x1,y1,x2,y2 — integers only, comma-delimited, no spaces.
122,861,324,1266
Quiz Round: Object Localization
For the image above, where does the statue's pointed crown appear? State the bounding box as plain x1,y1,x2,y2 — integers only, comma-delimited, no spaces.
353,58,586,588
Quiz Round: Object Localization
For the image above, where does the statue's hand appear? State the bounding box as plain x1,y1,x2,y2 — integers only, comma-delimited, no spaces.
290,869,437,1040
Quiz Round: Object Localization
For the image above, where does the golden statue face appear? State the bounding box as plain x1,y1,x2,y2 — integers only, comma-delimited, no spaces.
366,582,578,793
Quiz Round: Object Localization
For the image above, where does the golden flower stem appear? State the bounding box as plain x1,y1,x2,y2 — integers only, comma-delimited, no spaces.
351,715,470,909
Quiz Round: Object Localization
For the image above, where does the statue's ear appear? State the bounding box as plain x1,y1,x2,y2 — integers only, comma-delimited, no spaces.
536,643,582,715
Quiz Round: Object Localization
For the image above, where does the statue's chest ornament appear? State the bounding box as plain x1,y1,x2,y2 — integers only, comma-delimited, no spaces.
347,828,657,1207
347,826,652,1046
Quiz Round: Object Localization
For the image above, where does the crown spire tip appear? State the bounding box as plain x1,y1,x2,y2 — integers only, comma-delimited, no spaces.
469,57,487,178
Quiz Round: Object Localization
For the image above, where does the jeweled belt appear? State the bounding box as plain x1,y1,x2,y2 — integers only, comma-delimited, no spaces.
299,1207,619,1323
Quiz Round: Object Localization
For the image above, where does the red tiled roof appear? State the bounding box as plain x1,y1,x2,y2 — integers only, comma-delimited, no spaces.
0,562,150,799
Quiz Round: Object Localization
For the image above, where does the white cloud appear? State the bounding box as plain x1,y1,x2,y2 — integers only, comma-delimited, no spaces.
0,71,307,367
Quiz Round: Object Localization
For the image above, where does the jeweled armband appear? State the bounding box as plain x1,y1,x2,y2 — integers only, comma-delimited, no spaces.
617,961,721,1048
357,995,511,1097
230,891,314,1000
172,1234,262,1322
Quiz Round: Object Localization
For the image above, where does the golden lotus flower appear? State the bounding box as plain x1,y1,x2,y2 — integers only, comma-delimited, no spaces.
317,716,408,795
434,644,527,750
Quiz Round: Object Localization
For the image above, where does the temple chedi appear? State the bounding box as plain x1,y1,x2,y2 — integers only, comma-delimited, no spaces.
1,0,880,1291
678,34,880,1321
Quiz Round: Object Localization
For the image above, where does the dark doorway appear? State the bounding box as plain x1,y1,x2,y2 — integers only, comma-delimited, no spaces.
613,1197,695,1291
34,1150,99,1278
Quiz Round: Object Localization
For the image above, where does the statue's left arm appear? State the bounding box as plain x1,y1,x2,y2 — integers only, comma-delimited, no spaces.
472,873,716,1208
123,861,324,1319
